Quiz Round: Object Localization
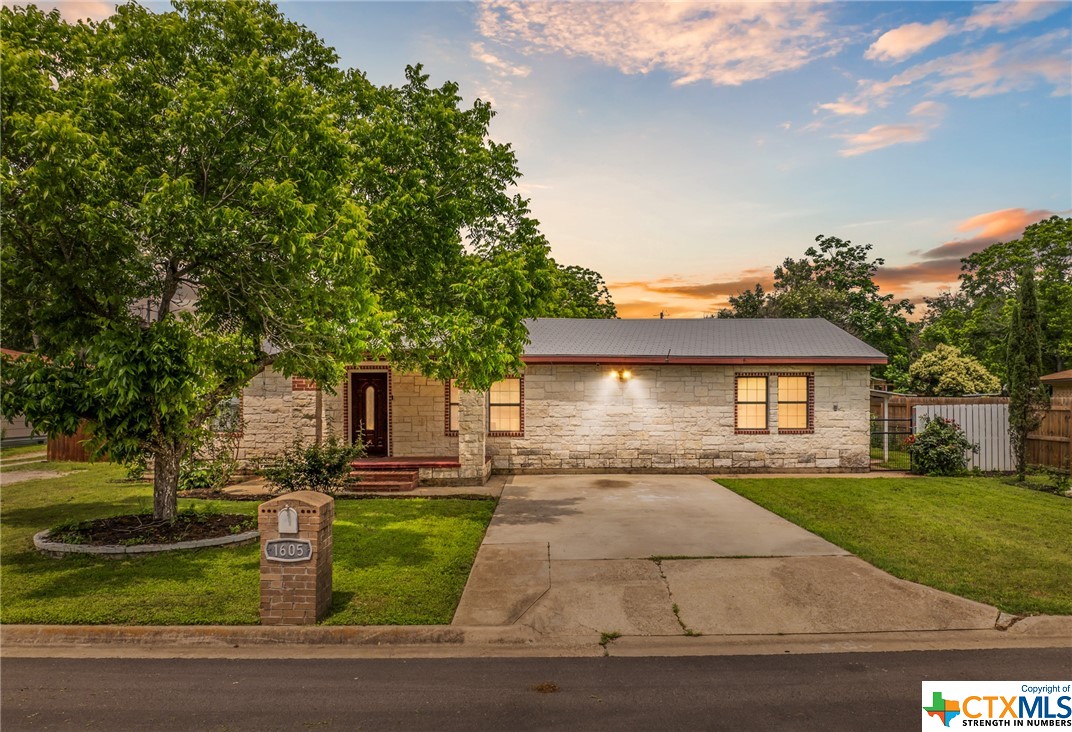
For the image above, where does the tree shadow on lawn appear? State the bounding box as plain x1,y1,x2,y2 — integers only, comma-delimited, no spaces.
8,545,260,602
0,498,164,530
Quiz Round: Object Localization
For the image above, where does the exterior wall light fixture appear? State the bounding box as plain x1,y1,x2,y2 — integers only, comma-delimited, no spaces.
612,368,632,382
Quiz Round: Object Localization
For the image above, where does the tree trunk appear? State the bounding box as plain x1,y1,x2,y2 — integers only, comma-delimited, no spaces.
153,447,181,521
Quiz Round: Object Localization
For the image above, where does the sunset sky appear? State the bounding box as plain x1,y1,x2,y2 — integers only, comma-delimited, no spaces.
38,0,1072,317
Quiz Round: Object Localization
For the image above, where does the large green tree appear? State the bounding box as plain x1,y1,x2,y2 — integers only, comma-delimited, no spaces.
921,216,1072,379
719,235,916,373
0,1,555,519
1007,266,1048,481
539,263,617,318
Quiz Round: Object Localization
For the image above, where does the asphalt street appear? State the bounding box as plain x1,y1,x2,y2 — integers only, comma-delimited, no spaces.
3,648,1070,731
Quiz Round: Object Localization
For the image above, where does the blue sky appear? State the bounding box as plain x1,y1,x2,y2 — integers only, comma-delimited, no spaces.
44,1,1072,316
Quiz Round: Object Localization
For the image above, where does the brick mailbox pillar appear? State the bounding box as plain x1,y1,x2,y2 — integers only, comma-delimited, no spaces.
259,491,333,625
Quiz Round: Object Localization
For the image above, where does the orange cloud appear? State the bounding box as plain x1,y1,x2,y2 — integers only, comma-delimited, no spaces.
874,258,965,289
609,271,774,319
614,300,713,319
920,207,1054,259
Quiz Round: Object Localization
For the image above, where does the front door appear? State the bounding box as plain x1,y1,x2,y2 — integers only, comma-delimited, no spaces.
351,372,388,457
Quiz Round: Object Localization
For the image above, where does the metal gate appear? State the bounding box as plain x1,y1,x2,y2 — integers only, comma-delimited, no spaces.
870,417,913,471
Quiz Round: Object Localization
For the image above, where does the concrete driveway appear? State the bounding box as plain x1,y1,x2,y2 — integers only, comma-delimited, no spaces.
453,474,999,639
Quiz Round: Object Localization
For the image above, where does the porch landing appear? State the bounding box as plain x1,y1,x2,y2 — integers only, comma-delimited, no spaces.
350,456,493,488
352,456,461,469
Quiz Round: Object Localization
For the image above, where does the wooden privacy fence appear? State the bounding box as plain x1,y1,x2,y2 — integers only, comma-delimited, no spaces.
914,403,1014,473
1027,400,1071,472
46,422,95,462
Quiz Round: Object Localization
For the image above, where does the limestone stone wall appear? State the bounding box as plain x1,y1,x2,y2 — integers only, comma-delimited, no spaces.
239,363,871,472
238,366,455,461
237,368,319,462
385,371,456,457
487,364,871,472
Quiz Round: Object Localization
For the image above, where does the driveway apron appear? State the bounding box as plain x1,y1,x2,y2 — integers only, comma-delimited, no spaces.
452,474,998,638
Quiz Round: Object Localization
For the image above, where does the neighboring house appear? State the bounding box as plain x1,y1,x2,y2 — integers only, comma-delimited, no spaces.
236,318,886,483
1041,370,1072,402
0,347,46,447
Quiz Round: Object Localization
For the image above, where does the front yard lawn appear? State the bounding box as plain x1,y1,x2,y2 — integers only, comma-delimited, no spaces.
0,443,47,460
719,476,1072,616
0,463,494,625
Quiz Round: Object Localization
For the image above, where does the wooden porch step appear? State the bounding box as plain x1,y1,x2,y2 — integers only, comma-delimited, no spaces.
345,469,419,492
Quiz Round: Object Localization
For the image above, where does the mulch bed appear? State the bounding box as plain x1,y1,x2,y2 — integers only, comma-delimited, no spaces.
48,513,257,546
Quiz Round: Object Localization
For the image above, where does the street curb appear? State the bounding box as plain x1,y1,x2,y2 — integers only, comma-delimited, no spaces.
33,529,260,557
3,618,1069,660
0,624,559,648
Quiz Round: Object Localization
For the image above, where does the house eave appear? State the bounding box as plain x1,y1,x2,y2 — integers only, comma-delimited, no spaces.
521,355,888,366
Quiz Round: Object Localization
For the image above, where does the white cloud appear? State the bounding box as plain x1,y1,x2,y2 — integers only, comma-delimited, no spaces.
837,102,945,156
964,0,1066,32
816,98,870,116
865,31,1070,101
909,100,947,118
476,0,841,87
865,20,954,63
470,42,531,78
836,123,931,157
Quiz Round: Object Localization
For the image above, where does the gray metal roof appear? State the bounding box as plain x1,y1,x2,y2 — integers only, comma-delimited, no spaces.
522,318,886,361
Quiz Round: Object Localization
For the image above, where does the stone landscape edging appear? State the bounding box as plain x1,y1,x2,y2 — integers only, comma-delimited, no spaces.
33,529,260,557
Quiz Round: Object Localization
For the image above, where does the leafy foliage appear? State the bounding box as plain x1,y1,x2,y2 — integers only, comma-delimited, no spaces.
0,2,561,518
719,235,915,375
907,416,977,477
338,64,555,389
1007,266,1049,481
262,435,363,495
907,344,1001,396
539,263,617,318
921,216,1072,379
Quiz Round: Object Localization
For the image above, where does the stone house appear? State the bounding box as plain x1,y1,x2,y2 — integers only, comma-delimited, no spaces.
235,318,886,485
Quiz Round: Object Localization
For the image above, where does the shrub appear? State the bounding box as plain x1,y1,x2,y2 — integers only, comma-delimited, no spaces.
907,416,978,476
178,427,243,492
907,344,1001,396
262,435,364,495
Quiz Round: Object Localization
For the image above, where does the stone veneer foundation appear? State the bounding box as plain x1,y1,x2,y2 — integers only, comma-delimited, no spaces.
237,362,871,479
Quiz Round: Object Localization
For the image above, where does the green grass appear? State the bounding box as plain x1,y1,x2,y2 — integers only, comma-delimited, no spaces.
0,443,47,459
720,476,1072,616
868,446,911,471
1,463,495,625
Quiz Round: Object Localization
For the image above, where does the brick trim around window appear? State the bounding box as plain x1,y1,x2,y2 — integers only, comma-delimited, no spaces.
774,372,815,435
734,372,770,435
444,380,457,437
444,376,525,437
